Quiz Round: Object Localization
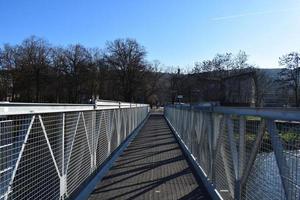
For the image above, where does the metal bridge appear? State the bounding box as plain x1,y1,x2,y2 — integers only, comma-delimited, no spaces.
1,101,300,200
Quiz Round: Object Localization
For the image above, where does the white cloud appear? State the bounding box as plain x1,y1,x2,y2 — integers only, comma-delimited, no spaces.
212,7,300,21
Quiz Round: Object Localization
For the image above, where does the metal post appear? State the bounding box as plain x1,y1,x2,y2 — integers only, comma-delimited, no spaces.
61,113,67,199
234,116,245,200
227,115,239,199
267,119,292,200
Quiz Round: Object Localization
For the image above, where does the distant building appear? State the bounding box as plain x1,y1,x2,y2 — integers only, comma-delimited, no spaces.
190,68,294,107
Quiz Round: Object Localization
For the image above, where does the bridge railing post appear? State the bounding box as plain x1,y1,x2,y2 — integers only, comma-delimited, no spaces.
267,119,293,200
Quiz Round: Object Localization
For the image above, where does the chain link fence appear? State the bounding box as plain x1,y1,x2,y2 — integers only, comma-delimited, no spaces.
165,105,300,200
0,101,149,200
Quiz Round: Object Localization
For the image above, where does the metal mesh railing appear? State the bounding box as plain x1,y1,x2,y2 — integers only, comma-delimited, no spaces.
0,101,149,200
164,105,300,200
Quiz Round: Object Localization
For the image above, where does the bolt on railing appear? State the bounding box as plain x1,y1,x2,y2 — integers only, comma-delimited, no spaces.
165,104,300,200
0,100,149,200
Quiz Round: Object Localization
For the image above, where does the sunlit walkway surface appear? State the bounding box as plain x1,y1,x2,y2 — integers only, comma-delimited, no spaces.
89,115,211,200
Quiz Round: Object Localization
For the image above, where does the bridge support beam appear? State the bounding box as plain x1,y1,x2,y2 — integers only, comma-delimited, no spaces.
267,120,293,200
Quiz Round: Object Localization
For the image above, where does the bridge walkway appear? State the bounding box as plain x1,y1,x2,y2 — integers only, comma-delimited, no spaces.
89,114,211,200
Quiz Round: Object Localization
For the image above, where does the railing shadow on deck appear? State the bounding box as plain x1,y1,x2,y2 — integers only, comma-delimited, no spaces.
90,115,210,200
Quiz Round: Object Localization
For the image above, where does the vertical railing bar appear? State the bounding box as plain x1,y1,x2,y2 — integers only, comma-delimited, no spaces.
94,110,102,162
62,113,65,175
267,119,292,200
116,109,121,145
207,113,214,180
92,111,97,168
211,113,222,184
224,115,238,198
238,116,245,178
105,111,111,156
122,110,127,139
61,113,67,199
91,111,94,170
227,116,239,179
235,116,245,200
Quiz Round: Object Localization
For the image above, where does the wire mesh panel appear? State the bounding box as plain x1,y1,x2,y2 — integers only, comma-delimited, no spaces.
0,103,148,200
164,105,300,200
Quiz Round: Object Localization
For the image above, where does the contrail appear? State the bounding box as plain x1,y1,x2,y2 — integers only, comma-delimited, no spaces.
212,7,300,21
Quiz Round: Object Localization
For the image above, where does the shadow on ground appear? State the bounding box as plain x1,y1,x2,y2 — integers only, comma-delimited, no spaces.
89,115,211,200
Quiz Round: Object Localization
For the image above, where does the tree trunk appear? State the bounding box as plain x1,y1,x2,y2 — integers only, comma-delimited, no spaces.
35,68,40,102
295,86,299,107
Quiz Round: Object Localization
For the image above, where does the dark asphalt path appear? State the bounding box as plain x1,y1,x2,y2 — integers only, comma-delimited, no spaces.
89,115,211,200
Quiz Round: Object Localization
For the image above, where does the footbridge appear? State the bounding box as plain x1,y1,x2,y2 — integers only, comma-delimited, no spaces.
1,101,300,200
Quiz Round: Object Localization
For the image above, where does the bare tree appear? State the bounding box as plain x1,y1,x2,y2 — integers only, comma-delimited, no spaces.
278,52,300,106
104,39,147,102
62,44,92,102
141,60,163,104
194,53,232,78
193,52,246,103
50,47,69,102
3,36,272,106
0,37,52,102
0,44,18,101
17,36,52,101
253,69,273,107
0,36,159,103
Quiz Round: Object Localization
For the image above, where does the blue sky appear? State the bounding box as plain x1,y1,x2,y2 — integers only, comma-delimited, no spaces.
1,0,300,69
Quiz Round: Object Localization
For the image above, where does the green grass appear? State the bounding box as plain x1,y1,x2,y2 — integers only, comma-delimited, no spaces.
280,132,300,143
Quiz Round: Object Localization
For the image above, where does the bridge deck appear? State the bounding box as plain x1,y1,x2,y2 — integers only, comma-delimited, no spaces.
89,114,211,200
